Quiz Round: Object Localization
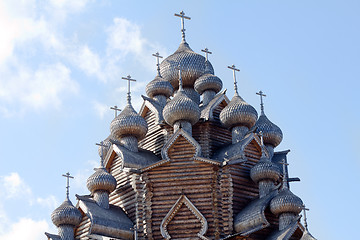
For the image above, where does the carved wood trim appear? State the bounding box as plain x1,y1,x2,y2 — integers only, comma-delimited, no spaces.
160,194,208,240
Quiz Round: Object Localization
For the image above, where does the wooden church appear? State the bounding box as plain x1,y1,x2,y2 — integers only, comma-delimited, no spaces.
45,11,316,240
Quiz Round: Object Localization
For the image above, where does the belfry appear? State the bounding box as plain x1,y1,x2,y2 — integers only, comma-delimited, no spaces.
46,11,316,240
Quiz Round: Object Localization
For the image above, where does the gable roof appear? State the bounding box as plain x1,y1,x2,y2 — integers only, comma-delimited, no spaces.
213,132,265,165
234,190,277,235
44,232,61,240
200,89,229,121
103,141,160,170
139,95,166,124
76,195,134,240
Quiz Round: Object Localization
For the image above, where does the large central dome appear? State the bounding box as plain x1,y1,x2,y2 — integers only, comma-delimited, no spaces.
160,41,214,89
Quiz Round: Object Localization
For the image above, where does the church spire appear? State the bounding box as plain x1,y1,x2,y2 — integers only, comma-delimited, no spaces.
62,172,74,200
228,64,240,96
174,11,191,43
122,75,136,105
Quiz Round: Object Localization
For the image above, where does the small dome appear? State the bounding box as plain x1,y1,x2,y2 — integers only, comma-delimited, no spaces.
250,156,281,183
160,42,214,89
255,113,283,148
163,89,200,126
97,135,114,159
220,95,258,129
87,167,117,193
270,188,303,216
194,62,222,94
146,74,174,98
110,104,148,141
51,199,82,227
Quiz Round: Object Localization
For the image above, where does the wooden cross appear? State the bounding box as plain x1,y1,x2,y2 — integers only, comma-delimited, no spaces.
279,160,289,188
302,204,310,229
256,90,267,114
110,105,121,118
175,65,183,90
174,11,191,41
201,48,212,61
62,172,74,199
122,75,136,104
96,141,107,165
152,52,163,74
227,65,240,95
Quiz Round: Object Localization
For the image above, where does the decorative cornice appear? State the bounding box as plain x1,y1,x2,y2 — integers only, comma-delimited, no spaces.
160,195,208,239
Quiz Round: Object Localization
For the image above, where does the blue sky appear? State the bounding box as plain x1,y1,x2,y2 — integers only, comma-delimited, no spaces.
0,0,359,239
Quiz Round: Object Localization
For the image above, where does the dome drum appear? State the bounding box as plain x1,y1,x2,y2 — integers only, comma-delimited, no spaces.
120,135,139,152
94,190,111,209
58,224,77,240
279,212,298,231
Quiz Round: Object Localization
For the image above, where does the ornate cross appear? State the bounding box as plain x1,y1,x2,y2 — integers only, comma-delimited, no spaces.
256,90,267,114
175,65,183,90
122,75,136,104
201,48,212,61
96,141,107,165
62,172,74,200
227,65,240,95
302,204,310,230
110,105,121,118
152,52,163,74
174,11,191,41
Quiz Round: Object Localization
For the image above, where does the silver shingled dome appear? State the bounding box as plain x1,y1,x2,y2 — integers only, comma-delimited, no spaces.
51,199,82,227
255,113,283,148
194,62,222,94
110,104,148,141
163,89,200,126
220,95,258,129
160,42,214,89
250,155,281,183
270,188,303,216
87,167,117,193
146,74,174,98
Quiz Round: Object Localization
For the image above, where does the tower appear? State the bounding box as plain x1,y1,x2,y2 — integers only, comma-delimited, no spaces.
46,11,316,240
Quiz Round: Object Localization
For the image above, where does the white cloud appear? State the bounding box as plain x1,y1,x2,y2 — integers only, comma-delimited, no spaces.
0,62,78,115
93,101,109,119
0,218,49,240
36,195,58,210
2,172,32,199
106,17,168,72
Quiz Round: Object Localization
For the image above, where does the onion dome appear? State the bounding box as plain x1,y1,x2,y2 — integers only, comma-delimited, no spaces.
110,103,148,141
163,68,200,126
87,167,117,193
146,75,174,98
254,91,283,147
220,94,258,129
250,154,281,183
51,199,82,227
160,42,214,89
270,188,303,215
194,59,222,95
270,161,303,216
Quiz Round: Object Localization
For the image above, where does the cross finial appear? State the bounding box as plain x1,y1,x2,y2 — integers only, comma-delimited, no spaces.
279,160,289,190
174,11,191,42
256,90,267,114
96,141,107,166
175,65,183,91
122,75,136,105
62,172,74,200
302,204,310,230
227,65,240,96
201,48,212,61
110,105,121,118
152,52,163,76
